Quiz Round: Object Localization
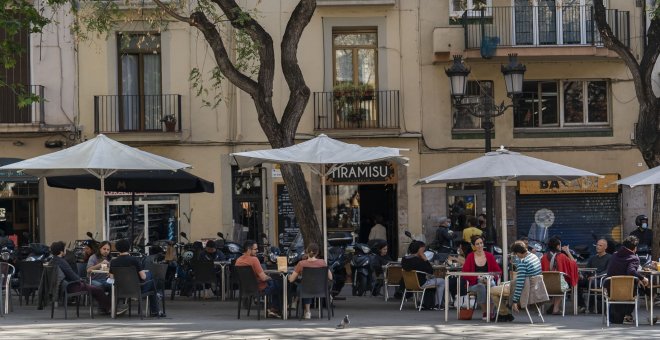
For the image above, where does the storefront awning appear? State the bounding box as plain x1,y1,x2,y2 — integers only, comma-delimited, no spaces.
0,158,38,183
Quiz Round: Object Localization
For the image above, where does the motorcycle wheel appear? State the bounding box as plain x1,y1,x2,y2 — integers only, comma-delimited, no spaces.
356,274,368,296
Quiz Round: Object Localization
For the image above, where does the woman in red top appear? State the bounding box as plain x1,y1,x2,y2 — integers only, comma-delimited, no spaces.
288,243,332,319
540,237,578,315
462,235,502,321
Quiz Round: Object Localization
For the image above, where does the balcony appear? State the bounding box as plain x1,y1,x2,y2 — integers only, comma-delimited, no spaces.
313,90,399,131
461,6,629,57
94,94,181,133
0,85,45,125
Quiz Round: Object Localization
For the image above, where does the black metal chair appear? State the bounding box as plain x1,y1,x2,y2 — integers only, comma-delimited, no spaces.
112,266,157,319
296,267,333,320
190,261,219,300
44,265,93,319
17,261,44,306
145,262,168,314
235,266,266,320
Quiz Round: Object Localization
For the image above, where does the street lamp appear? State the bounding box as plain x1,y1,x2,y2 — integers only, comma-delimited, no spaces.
445,53,526,247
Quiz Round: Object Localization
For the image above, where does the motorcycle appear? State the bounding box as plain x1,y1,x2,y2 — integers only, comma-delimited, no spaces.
286,232,305,267
637,244,653,267
216,232,242,262
260,233,280,269
0,236,16,264
72,232,99,263
350,242,373,296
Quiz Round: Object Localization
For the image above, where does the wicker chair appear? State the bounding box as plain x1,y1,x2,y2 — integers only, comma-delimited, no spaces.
400,270,429,311
602,276,639,327
383,264,402,301
542,271,568,316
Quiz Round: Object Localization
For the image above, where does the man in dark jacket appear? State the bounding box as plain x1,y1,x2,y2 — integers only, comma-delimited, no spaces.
606,235,649,324
433,216,454,253
50,241,111,314
401,241,445,309
630,215,653,249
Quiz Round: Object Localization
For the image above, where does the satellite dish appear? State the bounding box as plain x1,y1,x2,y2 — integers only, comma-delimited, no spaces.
534,208,555,229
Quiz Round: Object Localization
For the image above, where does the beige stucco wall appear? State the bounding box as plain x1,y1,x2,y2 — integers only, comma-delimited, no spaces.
39,0,650,253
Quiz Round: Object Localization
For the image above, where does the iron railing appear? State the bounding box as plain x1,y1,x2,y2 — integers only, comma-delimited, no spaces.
0,85,45,124
94,94,181,133
463,6,630,49
313,90,400,130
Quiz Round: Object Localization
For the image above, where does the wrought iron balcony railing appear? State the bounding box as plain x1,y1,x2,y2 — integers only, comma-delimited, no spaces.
313,90,400,130
462,6,630,49
94,94,181,133
0,85,45,124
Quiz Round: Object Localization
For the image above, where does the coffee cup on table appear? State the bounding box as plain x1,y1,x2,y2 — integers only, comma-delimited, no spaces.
101,263,108,271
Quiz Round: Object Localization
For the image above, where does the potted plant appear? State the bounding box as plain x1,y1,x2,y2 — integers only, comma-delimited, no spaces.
161,115,177,132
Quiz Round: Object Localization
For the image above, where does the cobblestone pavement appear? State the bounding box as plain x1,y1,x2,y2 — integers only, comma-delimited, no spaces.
1,292,659,339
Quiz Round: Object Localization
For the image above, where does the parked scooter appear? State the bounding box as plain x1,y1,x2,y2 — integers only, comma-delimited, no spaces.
260,233,280,269
350,242,374,296
0,236,16,264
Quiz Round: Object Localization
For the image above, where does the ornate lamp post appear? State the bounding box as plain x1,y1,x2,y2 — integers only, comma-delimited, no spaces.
445,53,526,246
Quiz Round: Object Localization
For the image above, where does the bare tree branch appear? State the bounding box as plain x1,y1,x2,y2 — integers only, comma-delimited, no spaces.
152,0,193,25
280,0,315,140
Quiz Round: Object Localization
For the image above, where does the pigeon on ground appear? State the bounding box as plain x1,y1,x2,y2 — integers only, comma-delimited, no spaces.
336,315,350,329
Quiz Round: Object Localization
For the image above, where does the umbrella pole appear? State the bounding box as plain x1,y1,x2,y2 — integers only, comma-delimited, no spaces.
101,177,107,241
322,165,328,261
500,179,509,281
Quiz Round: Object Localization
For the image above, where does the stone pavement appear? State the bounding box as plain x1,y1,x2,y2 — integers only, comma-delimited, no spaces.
1,292,659,339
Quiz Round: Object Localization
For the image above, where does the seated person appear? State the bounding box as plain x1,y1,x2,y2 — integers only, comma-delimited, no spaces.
492,240,542,322
235,239,283,318
370,241,393,296
541,237,578,315
195,240,226,298
50,241,111,315
288,243,332,319
110,239,163,317
577,238,611,312
86,240,112,291
462,235,502,321
606,235,650,324
401,240,445,310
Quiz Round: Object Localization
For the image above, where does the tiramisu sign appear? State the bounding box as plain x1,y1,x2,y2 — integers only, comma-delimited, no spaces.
326,161,396,184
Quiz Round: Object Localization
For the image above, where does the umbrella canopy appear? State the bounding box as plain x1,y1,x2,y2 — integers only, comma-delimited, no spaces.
0,134,191,239
417,146,601,280
231,134,408,260
616,166,660,187
46,170,214,193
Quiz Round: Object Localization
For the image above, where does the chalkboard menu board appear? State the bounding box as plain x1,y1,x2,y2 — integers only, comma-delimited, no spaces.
276,184,301,251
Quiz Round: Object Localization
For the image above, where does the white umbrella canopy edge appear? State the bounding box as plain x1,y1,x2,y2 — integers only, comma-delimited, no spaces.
0,134,192,240
415,146,602,281
230,134,409,260
616,165,660,187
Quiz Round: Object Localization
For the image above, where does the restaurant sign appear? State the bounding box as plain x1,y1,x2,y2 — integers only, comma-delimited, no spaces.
326,161,396,184
519,174,619,195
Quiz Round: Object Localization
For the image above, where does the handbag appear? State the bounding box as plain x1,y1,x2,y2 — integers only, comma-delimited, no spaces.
457,294,477,320
458,307,474,320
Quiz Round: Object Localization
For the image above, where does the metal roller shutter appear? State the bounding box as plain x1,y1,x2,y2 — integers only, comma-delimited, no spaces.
516,194,620,249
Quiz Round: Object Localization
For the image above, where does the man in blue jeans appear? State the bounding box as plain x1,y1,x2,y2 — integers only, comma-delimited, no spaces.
110,239,164,317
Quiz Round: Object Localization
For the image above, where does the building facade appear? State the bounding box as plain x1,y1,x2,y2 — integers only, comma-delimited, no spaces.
2,0,653,257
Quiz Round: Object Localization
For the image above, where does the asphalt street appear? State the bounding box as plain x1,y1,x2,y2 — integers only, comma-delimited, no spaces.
1,290,660,339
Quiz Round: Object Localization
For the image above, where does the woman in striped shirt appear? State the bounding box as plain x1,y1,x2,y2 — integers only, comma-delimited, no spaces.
491,240,542,321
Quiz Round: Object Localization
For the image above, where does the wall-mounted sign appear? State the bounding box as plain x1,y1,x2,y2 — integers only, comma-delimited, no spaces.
326,161,397,184
519,174,619,195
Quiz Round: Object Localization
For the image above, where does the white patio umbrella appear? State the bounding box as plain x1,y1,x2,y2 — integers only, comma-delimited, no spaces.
231,134,408,260
0,134,191,240
417,146,601,280
616,165,660,187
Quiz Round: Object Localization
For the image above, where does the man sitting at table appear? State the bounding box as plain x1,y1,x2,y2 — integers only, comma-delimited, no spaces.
196,240,226,298
49,241,112,315
577,238,611,313
606,235,650,324
110,239,163,317
235,239,283,318
401,240,445,310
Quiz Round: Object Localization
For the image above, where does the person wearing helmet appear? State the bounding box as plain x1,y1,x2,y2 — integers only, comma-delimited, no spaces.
630,215,653,249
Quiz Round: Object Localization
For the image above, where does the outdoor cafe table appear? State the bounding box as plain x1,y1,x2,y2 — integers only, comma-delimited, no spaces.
264,269,292,320
578,267,598,314
214,261,231,301
444,272,498,323
640,269,660,326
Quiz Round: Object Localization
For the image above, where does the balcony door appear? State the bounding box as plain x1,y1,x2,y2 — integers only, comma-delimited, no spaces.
332,28,378,128
0,23,31,123
118,33,162,131
514,0,593,46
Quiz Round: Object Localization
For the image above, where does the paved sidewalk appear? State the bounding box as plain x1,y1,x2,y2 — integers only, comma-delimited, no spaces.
1,293,659,339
